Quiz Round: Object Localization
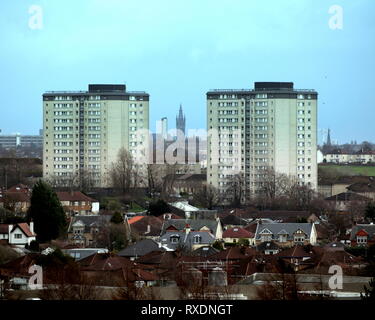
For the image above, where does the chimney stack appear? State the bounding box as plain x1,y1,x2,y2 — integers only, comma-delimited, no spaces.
30,221,34,234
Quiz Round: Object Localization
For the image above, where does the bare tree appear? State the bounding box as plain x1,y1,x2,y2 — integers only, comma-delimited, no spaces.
110,148,142,193
193,185,219,209
161,163,180,200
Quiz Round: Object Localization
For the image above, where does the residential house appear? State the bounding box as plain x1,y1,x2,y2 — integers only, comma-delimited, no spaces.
160,224,216,251
254,222,317,247
276,245,314,271
0,184,31,213
0,253,39,290
222,227,255,246
77,252,158,287
346,181,375,201
171,173,206,195
318,175,375,198
67,215,112,247
0,222,36,248
325,192,371,211
56,191,100,216
323,150,375,164
161,218,223,239
350,223,375,247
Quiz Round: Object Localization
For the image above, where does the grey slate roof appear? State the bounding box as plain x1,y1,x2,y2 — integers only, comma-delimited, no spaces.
117,239,165,258
161,219,221,236
255,223,314,241
160,231,215,250
350,224,375,241
69,215,112,233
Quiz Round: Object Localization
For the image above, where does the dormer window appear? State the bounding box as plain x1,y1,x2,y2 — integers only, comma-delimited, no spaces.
259,228,273,242
170,235,180,244
193,235,202,244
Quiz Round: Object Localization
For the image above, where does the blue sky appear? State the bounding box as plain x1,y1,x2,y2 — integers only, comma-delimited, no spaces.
0,0,374,144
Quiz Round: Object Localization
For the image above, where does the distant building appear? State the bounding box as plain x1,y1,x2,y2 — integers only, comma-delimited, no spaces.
207,82,318,203
323,150,375,164
254,222,317,247
350,224,375,247
0,132,43,149
56,191,99,215
0,222,36,248
43,84,149,187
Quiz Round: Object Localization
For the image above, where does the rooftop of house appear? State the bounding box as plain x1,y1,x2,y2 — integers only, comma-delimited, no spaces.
276,245,311,258
77,252,134,271
56,191,97,203
350,224,375,240
325,192,372,201
161,218,221,236
255,222,314,240
0,192,31,203
0,223,35,237
117,239,165,258
347,182,375,193
160,229,216,250
207,246,257,261
222,227,254,239
129,215,164,237
191,246,219,258
169,201,200,212
68,215,112,233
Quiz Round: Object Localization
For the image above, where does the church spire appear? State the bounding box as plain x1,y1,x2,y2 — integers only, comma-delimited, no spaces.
176,104,186,136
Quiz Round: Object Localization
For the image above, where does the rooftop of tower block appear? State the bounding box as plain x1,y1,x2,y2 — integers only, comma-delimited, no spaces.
207,81,317,99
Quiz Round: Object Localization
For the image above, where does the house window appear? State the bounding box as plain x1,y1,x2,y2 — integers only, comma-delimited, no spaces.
357,236,367,245
294,236,305,243
279,235,287,242
170,236,180,244
261,235,272,242
14,234,22,239
193,235,202,244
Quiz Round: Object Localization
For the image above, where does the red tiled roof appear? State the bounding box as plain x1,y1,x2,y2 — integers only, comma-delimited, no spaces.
276,245,311,258
356,229,369,237
0,192,30,203
208,246,257,261
78,253,134,271
222,227,253,238
15,223,36,237
128,216,144,224
7,184,30,193
56,191,96,202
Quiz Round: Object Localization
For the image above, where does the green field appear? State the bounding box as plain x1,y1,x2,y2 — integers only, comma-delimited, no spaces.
319,164,375,176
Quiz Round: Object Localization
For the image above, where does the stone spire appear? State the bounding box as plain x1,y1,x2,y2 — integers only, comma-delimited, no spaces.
176,104,186,136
